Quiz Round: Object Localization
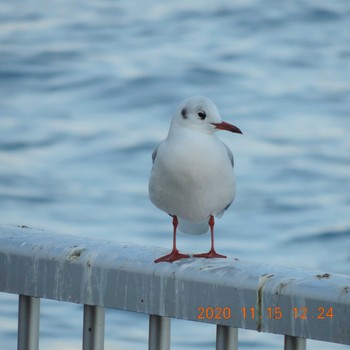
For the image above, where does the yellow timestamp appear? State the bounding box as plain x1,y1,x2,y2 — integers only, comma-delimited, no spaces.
197,306,334,320
293,307,334,319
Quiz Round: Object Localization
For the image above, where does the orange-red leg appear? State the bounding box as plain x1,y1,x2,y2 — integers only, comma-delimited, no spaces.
193,216,226,259
155,216,190,263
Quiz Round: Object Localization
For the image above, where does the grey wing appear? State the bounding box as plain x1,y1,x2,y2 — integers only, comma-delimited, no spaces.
215,143,234,218
151,145,159,164
223,143,234,168
216,200,233,218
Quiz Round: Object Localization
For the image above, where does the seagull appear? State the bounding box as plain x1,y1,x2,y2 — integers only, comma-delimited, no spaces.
149,96,242,263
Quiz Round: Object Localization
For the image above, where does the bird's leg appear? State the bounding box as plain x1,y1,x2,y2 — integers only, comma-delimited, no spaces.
193,216,227,259
155,215,190,263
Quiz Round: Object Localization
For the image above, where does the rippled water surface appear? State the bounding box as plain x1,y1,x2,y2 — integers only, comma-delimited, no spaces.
1,1,350,349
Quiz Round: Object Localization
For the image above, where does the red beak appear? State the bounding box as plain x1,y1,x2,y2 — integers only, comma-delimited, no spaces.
211,121,243,134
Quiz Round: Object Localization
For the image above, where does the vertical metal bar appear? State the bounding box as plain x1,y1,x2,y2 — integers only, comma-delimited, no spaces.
216,325,238,350
284,336,306,350
82,305,105,350
148,315,171,350
17,295,40,350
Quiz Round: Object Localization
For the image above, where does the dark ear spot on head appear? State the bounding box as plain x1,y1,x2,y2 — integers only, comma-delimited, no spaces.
181,108,187,119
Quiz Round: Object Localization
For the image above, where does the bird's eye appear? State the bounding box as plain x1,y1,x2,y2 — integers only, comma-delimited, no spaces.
198,111,206,120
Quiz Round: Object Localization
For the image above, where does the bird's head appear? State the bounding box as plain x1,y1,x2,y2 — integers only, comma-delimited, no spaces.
171,95,242,135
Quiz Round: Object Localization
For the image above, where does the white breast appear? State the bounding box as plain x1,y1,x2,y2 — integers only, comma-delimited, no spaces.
149,129,235,223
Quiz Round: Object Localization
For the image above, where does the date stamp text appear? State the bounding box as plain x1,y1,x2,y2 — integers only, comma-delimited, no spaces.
197,306,334,320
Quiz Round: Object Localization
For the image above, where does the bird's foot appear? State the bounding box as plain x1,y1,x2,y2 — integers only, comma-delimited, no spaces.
155,249,190,263
193,249,227,259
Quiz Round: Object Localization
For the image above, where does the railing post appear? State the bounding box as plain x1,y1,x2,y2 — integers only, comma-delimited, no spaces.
82,305,105,350
17,295,40,350
216,325,238,350
148,315,171,350
284,335,306,350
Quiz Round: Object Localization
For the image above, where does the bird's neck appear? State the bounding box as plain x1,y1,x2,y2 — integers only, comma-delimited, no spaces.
168,121,215,139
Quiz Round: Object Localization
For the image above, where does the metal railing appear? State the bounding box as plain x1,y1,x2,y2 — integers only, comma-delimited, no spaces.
1,225,350,350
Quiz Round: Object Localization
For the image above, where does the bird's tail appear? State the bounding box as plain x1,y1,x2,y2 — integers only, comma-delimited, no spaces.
178,218,209,235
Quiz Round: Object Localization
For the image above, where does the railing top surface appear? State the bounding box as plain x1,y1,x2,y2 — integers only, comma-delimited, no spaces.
1,225,349,345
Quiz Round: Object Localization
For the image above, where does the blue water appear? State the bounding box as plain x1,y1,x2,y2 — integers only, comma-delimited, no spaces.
1,1,350,349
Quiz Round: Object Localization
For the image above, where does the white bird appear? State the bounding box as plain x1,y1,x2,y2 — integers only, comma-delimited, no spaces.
149,96,242,263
